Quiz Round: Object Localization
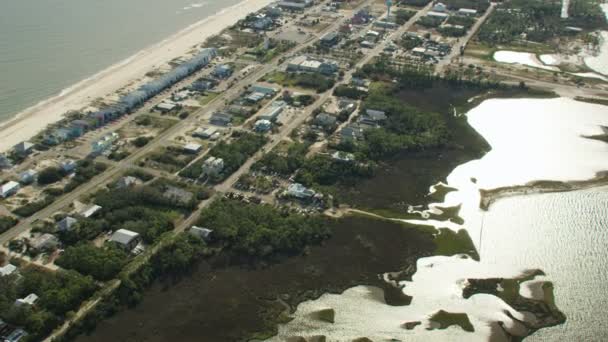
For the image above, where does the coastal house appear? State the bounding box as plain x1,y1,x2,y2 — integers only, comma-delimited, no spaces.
212,64,233,79
110,229,141,251
117,176,139,189
80,204,102,218
278,0,313,11
255,119,273,132
189,226,213,241
193,127,218,139
202,157,225,177
19,170,38,184
58,216,78,232
0,264,17,277
210,112,233,127
259,103,285,122
340,123,365,142
286,183,316,200
359,109,387,126
314,113,337,129
458,8,477,16
0,154,13,169
15,294,38,307
332,151,355,163
60,159,77,173
183,143,203,154
163,186,194,204
433,2,447,12
250,84,280,96
246,92,266,104
320,31,340,47
29,234,60,252
252,17,274,31
13,142,34,156
0,181,20,198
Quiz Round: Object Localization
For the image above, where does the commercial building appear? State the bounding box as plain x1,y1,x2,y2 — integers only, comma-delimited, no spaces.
278,0,313,11
287,56,338,75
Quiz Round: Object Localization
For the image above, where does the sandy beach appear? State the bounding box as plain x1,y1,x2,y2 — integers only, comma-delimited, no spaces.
0,0,273,152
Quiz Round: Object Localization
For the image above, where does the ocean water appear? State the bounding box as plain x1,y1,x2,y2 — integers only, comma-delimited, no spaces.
0,0,242,123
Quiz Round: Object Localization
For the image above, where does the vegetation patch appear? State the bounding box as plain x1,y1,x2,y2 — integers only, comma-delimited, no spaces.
428,310,475,332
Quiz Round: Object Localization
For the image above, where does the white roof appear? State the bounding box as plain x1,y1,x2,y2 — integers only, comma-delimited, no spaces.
17,293,39,306
184,143,202,151
0,264,17,277
458,8,477,13
301,60,323,69
427,11,449,17
110,229,140,246
1,181,19,194
80,204,102,218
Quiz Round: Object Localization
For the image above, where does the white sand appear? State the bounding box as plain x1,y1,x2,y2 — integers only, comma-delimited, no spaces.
0,0,273,152
493,51,560,72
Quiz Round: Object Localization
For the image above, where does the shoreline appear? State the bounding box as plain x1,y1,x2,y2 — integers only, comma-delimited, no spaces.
0,0,274,152
479,171,608,210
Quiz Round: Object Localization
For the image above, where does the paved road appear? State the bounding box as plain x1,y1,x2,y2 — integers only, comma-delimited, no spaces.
436,3,496,74
0,1,372,246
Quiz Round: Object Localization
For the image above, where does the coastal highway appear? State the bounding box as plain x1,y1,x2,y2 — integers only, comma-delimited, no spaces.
0,0,375,246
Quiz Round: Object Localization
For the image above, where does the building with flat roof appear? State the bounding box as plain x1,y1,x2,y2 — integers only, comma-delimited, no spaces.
183,143,203,154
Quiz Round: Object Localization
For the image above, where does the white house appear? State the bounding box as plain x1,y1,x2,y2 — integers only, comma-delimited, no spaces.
1,181,20,198
80,204,102,218
433,2,447,12
202,157,225,177
0,264,17,277
15,294,38,307
183,143,203,154
190,226,213,240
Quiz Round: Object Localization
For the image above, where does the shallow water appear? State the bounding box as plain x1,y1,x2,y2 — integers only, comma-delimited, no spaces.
273,98,608,341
